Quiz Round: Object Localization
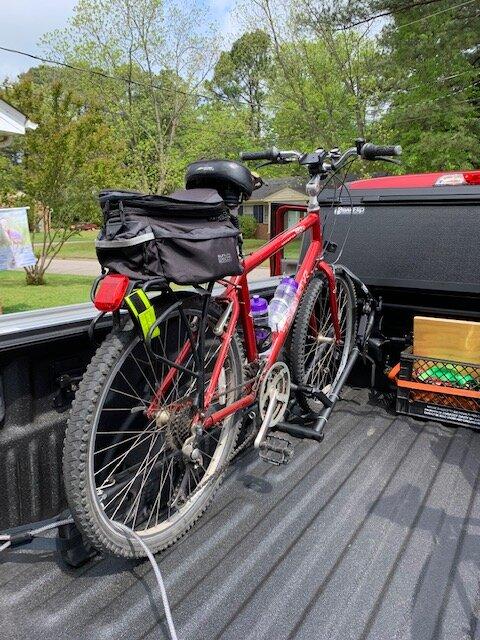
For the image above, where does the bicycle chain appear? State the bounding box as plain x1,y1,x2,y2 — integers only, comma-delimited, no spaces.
181,408,259,504
176,361,264,503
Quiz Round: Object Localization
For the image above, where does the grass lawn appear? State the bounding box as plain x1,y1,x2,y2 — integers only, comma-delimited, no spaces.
32,230,98,260
0,271,93,314
243,238,301,260
32,230,98,244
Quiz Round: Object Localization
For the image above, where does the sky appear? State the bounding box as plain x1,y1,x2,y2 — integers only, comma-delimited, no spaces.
0,0,237,81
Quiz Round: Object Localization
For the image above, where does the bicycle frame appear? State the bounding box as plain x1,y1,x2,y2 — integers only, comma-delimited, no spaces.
185,203,340,429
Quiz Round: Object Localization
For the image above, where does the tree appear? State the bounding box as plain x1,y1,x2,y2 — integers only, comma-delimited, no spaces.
208,30,272,139
235,0,382,168
44,0,217,193
374,0,480,171
1,70,123,284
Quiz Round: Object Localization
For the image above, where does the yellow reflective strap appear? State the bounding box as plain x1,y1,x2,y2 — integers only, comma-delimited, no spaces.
124,290,160,339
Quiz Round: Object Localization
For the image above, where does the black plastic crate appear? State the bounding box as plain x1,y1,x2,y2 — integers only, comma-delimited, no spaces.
395,348,480,429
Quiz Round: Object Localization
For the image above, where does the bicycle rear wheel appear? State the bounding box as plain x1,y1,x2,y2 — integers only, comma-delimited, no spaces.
63,296,243,558
290,273,356,413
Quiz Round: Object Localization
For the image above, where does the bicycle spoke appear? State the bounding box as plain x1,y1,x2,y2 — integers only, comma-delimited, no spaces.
95,421,156,479
124,434,163,528
109,387,148,404
94,432,151,455
90,301,238,538
129,351,156,396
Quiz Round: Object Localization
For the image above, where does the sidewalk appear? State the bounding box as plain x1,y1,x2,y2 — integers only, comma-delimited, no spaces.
46,259,272,281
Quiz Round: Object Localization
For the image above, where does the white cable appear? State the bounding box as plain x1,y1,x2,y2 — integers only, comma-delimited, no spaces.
27,517,74,536
113,522,179,640
0,515,178,640
0,517,75,553
0,517,179,640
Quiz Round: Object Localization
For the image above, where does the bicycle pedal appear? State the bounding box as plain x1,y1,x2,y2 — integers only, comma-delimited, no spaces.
259,435,294,466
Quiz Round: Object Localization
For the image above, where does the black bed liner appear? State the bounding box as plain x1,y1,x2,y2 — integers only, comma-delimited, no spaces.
1,386,479,640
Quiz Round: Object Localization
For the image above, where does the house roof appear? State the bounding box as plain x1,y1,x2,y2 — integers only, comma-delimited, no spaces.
250,177,308,202
0,98,37,147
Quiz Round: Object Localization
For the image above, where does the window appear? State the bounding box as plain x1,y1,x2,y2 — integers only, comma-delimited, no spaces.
253,204,264,224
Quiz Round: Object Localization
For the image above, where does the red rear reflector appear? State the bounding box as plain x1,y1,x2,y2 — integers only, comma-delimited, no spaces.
464,171,480,185
94,274,129,311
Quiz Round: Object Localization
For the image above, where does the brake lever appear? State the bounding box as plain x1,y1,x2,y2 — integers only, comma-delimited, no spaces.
375,156,402,165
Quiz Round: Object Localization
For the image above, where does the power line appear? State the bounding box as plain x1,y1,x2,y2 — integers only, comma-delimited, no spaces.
335,0,444,31
0,44,226,105
397,0,478,29
389,79,478,106
336,0,477,31
275,76,477,121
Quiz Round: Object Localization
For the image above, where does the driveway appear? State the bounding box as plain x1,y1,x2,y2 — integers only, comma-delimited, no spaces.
47,258,272,281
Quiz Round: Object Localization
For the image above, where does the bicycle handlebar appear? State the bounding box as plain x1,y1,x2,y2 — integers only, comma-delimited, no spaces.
240,148,279,162
360,143,402,160
240,141,402,169
240,148,303,163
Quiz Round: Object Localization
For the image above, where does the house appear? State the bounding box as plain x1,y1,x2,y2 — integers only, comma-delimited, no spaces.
240,177,308,239
0,98,37,147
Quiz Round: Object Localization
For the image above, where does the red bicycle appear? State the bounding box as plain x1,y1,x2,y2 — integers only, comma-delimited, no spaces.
63,139,401,557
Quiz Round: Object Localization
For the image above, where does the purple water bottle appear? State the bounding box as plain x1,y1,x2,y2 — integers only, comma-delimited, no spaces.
250,295,271,353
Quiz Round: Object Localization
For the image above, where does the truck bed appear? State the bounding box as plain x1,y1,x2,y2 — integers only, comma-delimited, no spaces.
2,386,479,640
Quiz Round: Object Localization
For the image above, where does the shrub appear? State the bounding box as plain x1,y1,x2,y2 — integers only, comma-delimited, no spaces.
240,214,258,239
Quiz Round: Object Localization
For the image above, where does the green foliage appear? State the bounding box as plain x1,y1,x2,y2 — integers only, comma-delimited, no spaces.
268,37,379,152
375,0,480,172
1,70,123,283
2,71,123,225
207,31,271,139
240,214,258,238
0,271,92,313
43,0,215,194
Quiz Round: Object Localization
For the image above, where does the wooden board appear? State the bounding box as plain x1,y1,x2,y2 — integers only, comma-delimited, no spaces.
413,316,480,363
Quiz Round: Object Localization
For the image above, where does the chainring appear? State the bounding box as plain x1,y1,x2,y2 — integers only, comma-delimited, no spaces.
258,362,291,427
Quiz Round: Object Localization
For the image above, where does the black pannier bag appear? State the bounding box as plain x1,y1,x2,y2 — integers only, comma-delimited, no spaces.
96,188,243,284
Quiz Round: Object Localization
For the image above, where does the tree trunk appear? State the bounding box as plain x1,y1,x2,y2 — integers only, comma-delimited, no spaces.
25,264,46,286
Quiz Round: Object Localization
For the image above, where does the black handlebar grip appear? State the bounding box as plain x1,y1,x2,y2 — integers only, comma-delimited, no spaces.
240,147,279,162
361,143,402,160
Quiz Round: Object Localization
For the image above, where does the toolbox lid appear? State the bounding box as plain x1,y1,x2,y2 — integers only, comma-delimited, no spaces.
318,170,480,296
349,170,480,190
318,182,480,206
318,170,480,206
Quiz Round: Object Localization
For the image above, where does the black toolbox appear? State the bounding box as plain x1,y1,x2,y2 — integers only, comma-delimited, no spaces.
319,183,480,296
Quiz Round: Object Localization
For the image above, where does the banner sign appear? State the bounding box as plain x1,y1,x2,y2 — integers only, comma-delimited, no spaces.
0,207,36,271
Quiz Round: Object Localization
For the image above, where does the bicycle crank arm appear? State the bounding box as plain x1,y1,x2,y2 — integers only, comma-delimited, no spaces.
254,389,278,449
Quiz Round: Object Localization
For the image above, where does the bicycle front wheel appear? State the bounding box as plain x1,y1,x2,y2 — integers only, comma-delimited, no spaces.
63,296,244,558
290,273,356,413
